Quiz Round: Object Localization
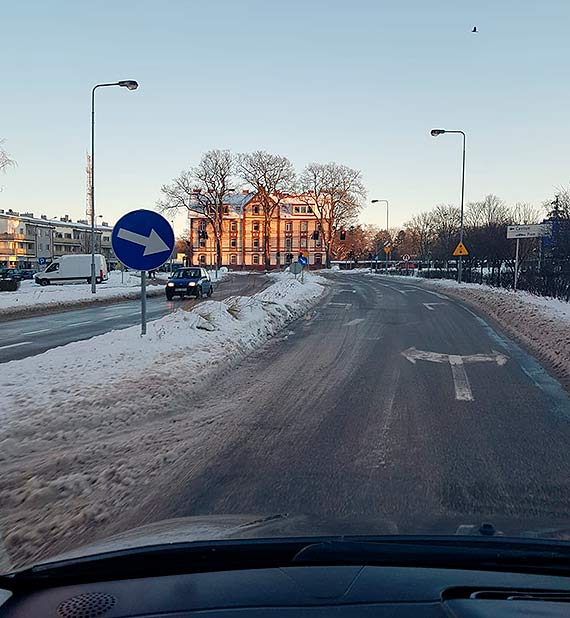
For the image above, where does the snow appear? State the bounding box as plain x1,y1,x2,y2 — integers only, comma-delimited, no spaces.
0,272,327,567
0,271,163,317
0,269,236,318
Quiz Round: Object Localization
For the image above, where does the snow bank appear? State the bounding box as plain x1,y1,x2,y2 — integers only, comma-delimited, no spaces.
0,272,327,567
0,271,163,318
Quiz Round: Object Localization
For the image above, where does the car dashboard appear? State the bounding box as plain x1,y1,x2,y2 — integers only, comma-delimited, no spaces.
2,564,570,617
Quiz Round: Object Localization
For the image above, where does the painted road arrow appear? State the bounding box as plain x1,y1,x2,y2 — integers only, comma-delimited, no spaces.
117,227,170,256
402,347,508,401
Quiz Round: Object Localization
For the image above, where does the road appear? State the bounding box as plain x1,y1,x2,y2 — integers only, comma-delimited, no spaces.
127,272,570,536
0,273,270,364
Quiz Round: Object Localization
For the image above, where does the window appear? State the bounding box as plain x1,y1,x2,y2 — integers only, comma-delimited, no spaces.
45,262,59,273
315,254,322,265
199,220,207,230
285,222,292,232
199,239,206,247
231,238,237,248
301,221,308,232
39,243,43,250
18,242,24,249
253,221,260,232
294,206,299,214
199,255,206,264
231,254,237,265
103,236,110,242
300,237,307,249
253,238,260,249
55,232,63,238
253,254,259,264
230,221,237,232
253,205,260,215
285,237,292,251
64,233,72,239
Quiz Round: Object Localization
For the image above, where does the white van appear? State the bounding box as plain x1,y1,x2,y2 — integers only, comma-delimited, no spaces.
34,254,108,286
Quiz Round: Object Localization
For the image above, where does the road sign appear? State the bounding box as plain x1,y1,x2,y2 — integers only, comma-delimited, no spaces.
506,224,550,239
383,246,391,254
402,254,410,261
112,209,174,336
290,261,303,275
112,209,174,271
298,255,308,266
453,241,469,257
38,257,47,265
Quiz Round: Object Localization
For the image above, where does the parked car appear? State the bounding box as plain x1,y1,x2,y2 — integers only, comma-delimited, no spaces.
0,268,25,281
34,254,108,286
165,267,213,300
19,269,37,280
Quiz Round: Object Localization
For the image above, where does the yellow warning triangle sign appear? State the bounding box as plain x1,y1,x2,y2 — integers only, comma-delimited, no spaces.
453,241,469,257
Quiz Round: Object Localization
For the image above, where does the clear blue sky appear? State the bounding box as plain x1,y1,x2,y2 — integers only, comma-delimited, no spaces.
2,0,569,231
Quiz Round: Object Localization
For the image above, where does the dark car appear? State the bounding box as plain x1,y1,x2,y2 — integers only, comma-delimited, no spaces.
0,268,25,281
165,267,213,300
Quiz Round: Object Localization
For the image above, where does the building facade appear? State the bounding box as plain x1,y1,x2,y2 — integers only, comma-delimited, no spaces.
0,209,116,269
187,192,328,269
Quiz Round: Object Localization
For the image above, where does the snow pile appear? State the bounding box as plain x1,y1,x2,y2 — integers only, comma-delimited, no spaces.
0,272,164,318
0,272,326,567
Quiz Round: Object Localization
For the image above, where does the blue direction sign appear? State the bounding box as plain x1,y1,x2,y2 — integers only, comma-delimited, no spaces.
112,209,174,271
38,256,47,265
298,255,308,266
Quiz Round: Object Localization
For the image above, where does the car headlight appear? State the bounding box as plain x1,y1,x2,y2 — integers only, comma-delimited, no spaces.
167,282,174,287
187,281,196,286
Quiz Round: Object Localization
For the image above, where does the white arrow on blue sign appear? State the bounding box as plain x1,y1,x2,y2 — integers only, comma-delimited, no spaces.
298,255,308,266
112,209,175,271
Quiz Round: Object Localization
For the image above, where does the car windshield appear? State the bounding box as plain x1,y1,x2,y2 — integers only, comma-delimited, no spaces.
172,269,200,279
2,1,570,575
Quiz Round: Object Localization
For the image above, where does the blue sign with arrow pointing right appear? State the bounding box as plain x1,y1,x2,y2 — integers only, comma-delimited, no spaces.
112,209,174,271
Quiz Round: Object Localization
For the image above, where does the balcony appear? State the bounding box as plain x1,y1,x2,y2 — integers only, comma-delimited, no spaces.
0,232,36,242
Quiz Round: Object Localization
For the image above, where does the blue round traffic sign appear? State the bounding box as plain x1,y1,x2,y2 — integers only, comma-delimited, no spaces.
38,256,47,265
112,209,174,271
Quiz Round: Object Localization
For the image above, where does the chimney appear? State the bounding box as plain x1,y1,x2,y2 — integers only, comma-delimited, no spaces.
41,215,47,220
242,189,250,194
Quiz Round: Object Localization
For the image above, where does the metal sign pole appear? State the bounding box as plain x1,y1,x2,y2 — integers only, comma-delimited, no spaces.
141,270,147,335
514,238,520,291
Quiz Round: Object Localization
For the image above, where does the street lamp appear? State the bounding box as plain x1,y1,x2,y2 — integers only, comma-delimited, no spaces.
90,79,138,293
371,199,389,272
430,127,466,283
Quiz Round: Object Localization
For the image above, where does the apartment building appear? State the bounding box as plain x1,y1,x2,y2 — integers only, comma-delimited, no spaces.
0,209,116,269
187,192,328,269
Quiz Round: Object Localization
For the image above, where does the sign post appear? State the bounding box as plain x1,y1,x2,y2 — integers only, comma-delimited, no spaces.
506,224,550,292
112,209,175,335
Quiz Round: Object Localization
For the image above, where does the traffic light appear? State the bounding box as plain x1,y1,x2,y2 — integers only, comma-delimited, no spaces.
340,229,346,241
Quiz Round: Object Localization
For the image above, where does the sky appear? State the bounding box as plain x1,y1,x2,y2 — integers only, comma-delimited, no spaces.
2,0,570,234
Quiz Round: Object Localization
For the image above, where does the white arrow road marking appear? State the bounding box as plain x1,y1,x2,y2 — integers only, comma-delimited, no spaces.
345,318,365,326
449,355,474,401
401,347,508,401
117,227,170,256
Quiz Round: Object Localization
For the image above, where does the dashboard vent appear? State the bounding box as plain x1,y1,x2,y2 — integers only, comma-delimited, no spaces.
57,592,117,618
470,590,570,602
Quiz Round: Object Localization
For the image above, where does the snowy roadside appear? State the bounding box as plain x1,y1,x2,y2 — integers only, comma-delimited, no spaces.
0,271,163,319
374,273,570,389
0,272,327,567
0,269,235,319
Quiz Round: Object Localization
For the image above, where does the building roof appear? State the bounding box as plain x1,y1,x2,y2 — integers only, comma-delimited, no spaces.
0,210,113,231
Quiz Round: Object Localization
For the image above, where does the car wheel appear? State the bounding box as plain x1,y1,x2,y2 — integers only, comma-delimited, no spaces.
207,285,213,297
166,293,174,301
195,286,202,299
39,279,50,286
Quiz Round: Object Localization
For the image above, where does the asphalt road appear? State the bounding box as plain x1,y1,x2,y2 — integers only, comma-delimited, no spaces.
130,272,570,536
0,273,271,364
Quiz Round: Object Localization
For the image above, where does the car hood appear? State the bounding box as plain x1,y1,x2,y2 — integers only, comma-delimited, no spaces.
168,278,198,284
31,513,570,567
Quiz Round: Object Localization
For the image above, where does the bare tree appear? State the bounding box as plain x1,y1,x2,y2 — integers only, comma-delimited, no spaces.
299,162,365,268
403,211,434,259
430,204,461,260
0,139,16,176
158,149,234,268
510,202,541,224
236,151,295,268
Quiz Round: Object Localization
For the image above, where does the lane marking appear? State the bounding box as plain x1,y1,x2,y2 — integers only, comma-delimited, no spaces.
345,318,365,326
22,328,52,335
449,355,474,401
0,341,32,351
423,302,446,311
67,321,93,327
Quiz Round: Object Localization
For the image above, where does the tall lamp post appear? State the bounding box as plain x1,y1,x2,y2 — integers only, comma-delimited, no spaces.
430,128,466,283
371,199,389,272
90,80,138,293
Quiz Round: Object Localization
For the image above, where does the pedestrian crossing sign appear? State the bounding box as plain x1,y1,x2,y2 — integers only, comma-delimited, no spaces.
453,241,469,257
383,246,391,254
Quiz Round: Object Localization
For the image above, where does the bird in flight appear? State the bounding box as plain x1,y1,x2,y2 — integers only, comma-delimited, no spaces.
472,26,478,33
